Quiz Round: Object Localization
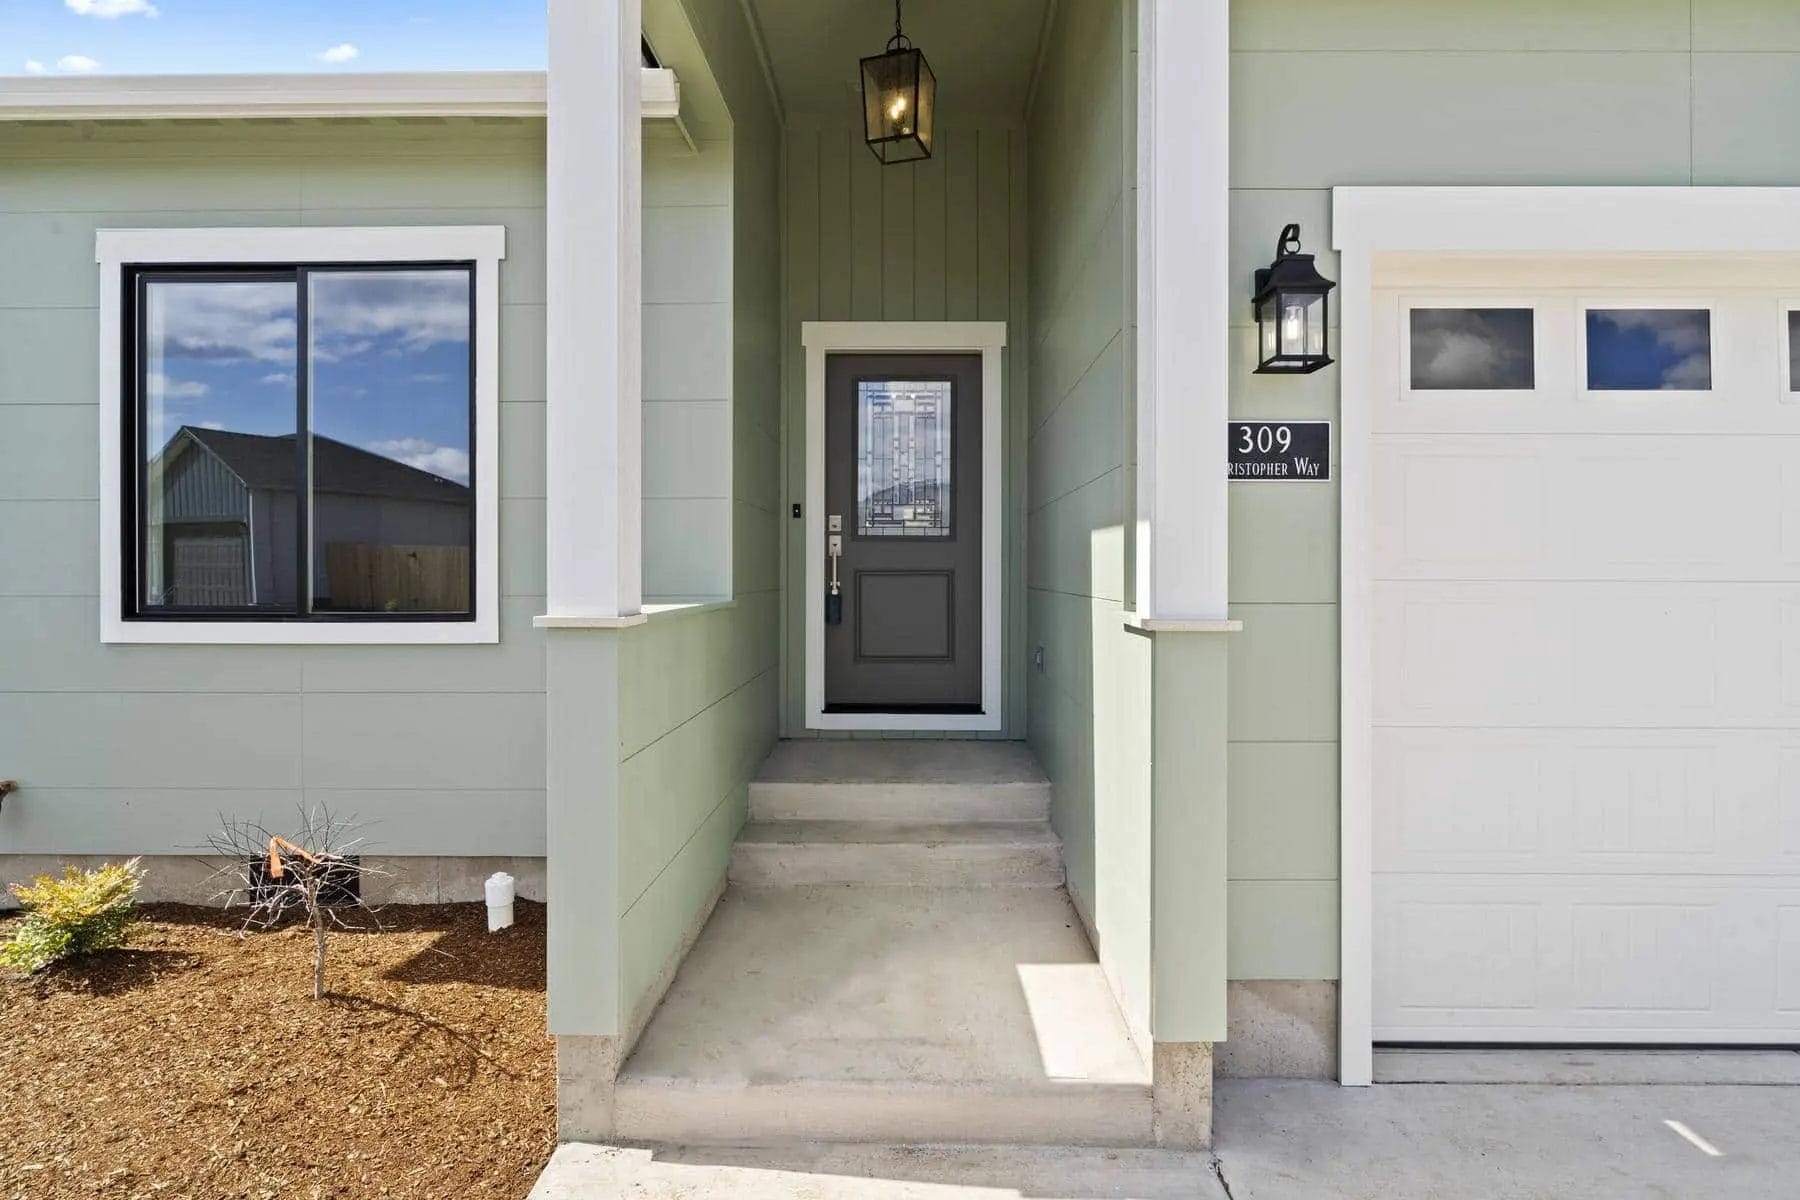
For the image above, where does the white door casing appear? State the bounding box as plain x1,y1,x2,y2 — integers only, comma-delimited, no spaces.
1334,187,1800,1085
800,322,1006,732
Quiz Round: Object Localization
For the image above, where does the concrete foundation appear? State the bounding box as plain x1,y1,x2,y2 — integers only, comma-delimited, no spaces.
1215,980,1337,1080
556,1035,623,1143
1152,1042,1214,1149
0,853,547,908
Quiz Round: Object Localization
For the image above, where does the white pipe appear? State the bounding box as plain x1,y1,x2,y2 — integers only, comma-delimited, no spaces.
485,871,515,932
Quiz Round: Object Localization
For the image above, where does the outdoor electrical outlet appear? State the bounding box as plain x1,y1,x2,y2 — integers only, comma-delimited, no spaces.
1034,646,1045,672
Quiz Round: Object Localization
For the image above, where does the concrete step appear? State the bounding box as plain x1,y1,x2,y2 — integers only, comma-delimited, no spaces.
729,821,1064,887
749,741,1051,823
614,885,1153,1148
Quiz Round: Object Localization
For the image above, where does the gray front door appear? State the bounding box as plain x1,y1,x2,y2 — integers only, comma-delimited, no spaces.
824,353,982,712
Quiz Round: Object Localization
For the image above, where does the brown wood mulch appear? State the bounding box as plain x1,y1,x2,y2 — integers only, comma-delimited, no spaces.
0,901,555,1200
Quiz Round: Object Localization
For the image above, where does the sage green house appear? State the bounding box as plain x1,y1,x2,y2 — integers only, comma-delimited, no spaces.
6,0,1800,1152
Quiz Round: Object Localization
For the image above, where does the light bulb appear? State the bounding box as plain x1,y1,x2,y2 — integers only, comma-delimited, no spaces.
1281,302,1303,345
888,95,907,121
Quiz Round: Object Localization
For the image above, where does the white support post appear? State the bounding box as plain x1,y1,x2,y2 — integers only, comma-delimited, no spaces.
544,0,642,621
1135,0,1230,621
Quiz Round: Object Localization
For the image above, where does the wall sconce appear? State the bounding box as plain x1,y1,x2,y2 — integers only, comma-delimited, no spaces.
1253,223,1336,374
861,0,935,164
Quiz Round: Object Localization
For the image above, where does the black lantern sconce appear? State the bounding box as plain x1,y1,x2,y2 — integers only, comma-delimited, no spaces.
1252,223,1336,374
861,0,935,164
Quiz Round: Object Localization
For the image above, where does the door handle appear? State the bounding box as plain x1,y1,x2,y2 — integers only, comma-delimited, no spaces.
825,527,843,625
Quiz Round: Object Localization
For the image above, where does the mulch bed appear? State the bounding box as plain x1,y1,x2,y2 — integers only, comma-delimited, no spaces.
0,901,555,1199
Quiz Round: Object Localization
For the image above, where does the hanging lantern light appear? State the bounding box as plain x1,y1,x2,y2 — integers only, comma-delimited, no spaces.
1252,223,1336,374
861,0,935,165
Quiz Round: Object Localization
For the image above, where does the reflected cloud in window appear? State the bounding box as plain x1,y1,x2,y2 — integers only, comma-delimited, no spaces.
1586,308,1711,391
1409,308,1534,390
308,269,473,613
1788,310,1800,391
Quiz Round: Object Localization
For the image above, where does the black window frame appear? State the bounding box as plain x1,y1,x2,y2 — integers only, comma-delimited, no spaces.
122,259,479,624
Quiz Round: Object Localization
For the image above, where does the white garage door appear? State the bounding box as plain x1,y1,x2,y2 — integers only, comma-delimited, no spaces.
1371,261,1800,1043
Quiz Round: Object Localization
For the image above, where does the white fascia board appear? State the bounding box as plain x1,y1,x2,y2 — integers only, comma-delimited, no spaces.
0,68,680,122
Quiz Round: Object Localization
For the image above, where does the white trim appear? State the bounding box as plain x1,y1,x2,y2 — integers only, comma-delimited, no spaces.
800,321,1007,733
1135,0,1230,621
543,0,642,622
96,224,505,646
0,68,680,122
1332,184,1800,1089
1122,615,1242,634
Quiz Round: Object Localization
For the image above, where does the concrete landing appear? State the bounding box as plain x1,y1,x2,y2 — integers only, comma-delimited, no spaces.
750,741,1050,822
613,885,1152,1146
530,1142,1216,1199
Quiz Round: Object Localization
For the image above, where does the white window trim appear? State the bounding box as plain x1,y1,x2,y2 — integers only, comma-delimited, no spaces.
1333,185,1800,1088
97,225,506,645
800,321,1006,732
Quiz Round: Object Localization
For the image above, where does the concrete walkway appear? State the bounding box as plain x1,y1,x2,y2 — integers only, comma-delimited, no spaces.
1214,1078,1800,1199
529,1075,1800,1197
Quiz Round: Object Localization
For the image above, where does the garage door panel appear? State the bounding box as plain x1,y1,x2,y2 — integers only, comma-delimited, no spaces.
1375,875,1800,1041
1374,435,1799,582
1375,582,1797,727
1376,728,1798,878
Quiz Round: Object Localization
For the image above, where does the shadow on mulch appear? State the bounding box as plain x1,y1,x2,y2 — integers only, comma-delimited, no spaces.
28,947,202,998
380,898,546,992
327,992,527,1084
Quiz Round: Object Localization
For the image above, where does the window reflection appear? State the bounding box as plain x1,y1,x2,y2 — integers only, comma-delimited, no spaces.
1409,308,1534,390
1586,308,1711,391
1788,310,1799,392
141,277,298,611
307,269,473,613
857,379,951,538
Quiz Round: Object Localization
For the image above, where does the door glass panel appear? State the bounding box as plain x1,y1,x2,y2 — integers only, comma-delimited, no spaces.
140,276,299,611
857,379,952,537
1585,308,1711,391
1409,308,1535,390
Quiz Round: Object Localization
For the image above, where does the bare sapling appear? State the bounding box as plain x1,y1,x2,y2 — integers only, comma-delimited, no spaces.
207,807,386,1000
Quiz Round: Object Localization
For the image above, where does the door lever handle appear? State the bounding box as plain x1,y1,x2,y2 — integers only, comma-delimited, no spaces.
825,530,843,625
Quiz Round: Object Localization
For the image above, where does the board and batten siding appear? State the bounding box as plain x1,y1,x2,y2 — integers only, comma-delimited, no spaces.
1224,0,1800,983
779,120,1029,737
0,118,550,864
1023,0,1152,1048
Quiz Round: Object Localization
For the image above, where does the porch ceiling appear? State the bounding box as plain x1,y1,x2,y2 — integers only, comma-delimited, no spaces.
744,0,1051,121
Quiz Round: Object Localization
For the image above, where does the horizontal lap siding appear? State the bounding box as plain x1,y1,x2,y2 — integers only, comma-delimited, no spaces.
0,119,549,858
1225,0,1800,980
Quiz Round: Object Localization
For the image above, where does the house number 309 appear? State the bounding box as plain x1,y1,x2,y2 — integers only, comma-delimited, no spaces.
1236,424,1293,455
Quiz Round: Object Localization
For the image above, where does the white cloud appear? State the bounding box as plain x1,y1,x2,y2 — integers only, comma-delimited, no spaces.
408,372,452,385
56,55,101,73
368,437,470,485
199,420,226,430
317,43,359,64
65,0,158,17
260,372,294,385
309,272,471,359
147,372,209,402
153,280,296,366
23,60,47,75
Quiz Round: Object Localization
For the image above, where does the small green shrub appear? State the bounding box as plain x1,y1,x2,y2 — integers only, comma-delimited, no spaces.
1,858,144,974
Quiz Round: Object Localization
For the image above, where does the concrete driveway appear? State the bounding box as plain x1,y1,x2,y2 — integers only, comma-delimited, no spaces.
1214,1076,1800,1199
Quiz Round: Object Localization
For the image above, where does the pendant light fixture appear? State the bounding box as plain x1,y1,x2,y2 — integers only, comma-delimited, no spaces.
860,0,935,164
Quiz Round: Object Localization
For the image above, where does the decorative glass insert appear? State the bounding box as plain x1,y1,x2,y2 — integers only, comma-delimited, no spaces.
857,379,951,537
1788,310,1800,391
1409,308,1534,390
1585,308,1711,391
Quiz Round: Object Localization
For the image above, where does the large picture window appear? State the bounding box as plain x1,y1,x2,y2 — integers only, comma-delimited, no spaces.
130,265,475,620
99,227,504,644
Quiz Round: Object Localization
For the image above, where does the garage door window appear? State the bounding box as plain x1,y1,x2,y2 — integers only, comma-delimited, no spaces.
1408,308,1535,390
1585,307,1711,391
1786,309,1800,393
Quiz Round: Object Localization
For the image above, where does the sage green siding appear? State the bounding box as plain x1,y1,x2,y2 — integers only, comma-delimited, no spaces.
1024,0,1154,1043
779,119,1028,738
1224,0,1800,981
612,0,782,1029
0,118,549,859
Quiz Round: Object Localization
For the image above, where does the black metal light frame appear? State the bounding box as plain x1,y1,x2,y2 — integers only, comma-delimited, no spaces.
1252,223,1336,374
860,0,935,165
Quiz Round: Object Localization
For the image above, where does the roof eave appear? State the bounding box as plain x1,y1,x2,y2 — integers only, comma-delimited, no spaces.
0,68,680,122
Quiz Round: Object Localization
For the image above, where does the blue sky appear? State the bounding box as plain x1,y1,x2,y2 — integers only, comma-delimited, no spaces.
1,0,545,76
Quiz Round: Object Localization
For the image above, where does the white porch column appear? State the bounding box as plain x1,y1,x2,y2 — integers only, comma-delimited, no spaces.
1135,0,1230,621
545,0,642,620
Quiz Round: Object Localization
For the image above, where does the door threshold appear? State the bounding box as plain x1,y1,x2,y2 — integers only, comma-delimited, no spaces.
822,703,984,715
